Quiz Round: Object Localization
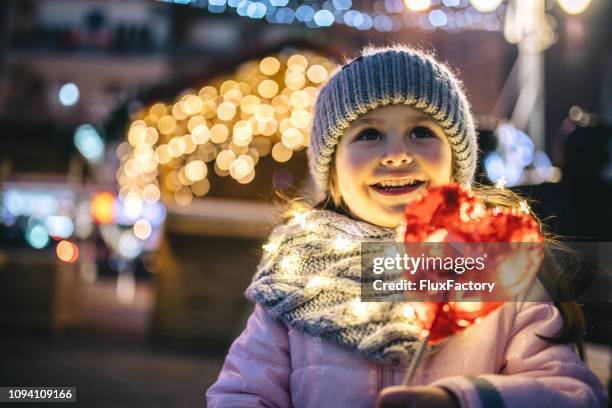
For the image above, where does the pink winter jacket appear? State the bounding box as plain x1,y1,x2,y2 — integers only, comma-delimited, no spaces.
207,302,607,407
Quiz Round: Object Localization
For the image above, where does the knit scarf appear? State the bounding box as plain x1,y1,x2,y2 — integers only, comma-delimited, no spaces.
246,209,422,367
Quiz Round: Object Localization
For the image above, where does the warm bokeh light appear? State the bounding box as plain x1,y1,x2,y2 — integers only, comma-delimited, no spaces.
404,0,431,11
119,51,337,205
281,128,304,149
56,240,79,263
557,0,592,15
210,123,229,143
133,218,153,240
191,125,210,145
254,104,275,123
258,79,280,98
185,160,207,181
271,142,293,163
174,187,193,206
217,101,237,121
468,0,503,13
216,149,236,171
232,120,254,146
306,65,328,84
91,192,115,224
191,178,211,197
158,115,177,135
58,82,80,107
142,184,161,204
259,57,281,75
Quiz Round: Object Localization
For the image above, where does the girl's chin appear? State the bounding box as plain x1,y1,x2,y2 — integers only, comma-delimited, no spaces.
370,205,406,228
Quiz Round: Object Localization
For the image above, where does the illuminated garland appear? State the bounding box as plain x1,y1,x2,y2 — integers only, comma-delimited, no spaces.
156,0,506,33
117,51,337,206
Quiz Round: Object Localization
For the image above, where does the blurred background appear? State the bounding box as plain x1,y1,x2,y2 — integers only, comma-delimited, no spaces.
0,0,610,406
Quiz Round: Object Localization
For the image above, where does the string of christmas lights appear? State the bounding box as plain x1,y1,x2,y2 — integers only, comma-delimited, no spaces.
156,0,506,33
117,51,337,206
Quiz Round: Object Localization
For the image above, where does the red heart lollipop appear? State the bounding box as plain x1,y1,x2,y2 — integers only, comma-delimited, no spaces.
402,184,543,345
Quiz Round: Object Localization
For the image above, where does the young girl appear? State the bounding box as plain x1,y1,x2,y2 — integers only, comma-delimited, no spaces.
206,46,607,407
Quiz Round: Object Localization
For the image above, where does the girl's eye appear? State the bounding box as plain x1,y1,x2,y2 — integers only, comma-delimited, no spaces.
410,126,436,139
355,128,383,141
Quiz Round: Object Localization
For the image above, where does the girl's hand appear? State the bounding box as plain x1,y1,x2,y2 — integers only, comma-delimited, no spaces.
375,386,461,408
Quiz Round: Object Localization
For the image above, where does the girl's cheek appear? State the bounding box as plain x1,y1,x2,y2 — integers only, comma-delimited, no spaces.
341,149,376,174
415,143,453,182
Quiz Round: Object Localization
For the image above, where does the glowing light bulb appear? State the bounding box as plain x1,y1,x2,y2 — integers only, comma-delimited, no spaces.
191,125,210,145
402,304,416,319
118,230,142,259
182,95,204,115
58,82,80,106
185,160,208,181
258,80,279,98
229,156,253,180
142,184,161,204
287,54,308,70
280,254,299,275
404,0,431,11
351,299,368,317
26,223,49,249
57,240,79,263
158,115,177,135
292,211,308,228
133,218,153,240
91,192,115,224
306,65,328,84
240,95,261,114
263,240,279,253
306,276,326,290
191,178,210,197
494,176,507,190
232,120,254,146
519,200,530,214
285,71,306,90
217,102,237,121
216,149,236,171
281,128,304,149
557,0,592,15
210,124,229,143
259,57,281,75
469,0,503,12
289,109,311,129
271,142,293,163
74,124,104,164
333,237,352,251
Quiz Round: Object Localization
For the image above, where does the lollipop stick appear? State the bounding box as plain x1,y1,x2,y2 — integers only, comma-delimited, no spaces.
404,302,445,385
404,332,429,385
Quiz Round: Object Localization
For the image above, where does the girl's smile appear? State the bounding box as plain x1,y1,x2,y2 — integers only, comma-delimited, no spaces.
333,104,453,227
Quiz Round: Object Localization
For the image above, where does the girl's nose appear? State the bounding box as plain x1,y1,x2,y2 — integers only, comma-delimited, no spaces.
381,144,413,167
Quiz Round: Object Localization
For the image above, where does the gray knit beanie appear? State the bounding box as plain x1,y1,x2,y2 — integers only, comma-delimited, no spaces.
308,45,478,194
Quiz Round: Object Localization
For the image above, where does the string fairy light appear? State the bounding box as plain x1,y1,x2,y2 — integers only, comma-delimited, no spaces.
263,239,280,253
350,298,368,317
305,276,327,291
494,176,507,190
518,200,531,215
279,253,300,275
402,304,416,320
333,236,353,252
292,210,309,229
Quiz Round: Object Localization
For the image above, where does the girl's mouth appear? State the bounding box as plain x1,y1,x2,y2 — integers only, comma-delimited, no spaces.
370,179,426,196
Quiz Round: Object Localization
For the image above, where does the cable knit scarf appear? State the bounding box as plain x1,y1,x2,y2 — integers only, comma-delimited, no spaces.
246,209,422,367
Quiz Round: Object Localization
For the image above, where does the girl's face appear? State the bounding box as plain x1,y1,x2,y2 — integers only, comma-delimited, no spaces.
333,104,453,227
